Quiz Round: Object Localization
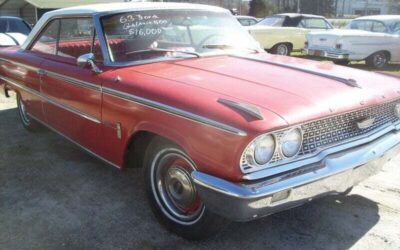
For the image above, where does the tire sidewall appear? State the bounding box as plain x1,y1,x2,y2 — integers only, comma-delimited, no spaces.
143,137,226,240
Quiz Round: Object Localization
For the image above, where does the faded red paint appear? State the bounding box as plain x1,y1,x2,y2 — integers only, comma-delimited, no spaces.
1,45,400,182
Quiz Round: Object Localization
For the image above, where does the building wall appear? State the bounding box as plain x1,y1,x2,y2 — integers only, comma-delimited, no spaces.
336,0,399,16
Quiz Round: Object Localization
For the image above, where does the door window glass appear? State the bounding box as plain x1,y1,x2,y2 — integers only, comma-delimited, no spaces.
371,21,387,33
299,18,330,29
31,19,60,55
57,18,95,59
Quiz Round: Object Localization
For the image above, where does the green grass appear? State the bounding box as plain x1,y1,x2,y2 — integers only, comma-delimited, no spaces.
292,52,400,76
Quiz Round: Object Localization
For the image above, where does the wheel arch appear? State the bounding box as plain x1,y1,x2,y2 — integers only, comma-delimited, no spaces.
123,125,191,169
368,50,391,61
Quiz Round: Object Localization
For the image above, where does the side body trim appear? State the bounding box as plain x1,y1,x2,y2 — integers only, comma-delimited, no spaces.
102,87,248,136
1,76,101,124
1,58,247,136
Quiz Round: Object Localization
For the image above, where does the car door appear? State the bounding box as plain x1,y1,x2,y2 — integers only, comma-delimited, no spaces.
29,17,103,154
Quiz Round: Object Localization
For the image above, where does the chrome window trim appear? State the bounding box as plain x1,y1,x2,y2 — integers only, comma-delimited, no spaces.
243,122,400,180
1,76,101,124
102,87,247,136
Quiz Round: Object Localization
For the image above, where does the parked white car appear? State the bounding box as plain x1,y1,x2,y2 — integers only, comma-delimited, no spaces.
305,15,400,68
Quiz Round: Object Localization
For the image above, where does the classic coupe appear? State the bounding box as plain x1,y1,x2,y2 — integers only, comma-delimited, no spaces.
1,3,400,240
247,13,333,55
305,15,400,68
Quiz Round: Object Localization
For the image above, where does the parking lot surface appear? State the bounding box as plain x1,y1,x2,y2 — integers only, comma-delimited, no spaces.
1,93,400,250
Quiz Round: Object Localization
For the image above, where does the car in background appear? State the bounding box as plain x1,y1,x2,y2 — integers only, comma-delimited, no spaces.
247,13,333,55
305,15,400,68
0,16,31,46
236,15,259,26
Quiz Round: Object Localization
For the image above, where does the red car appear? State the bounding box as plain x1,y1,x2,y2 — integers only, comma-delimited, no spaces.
1,3,400,240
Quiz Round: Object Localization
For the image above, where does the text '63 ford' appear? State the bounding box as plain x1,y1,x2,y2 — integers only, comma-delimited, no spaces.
0,3,400,240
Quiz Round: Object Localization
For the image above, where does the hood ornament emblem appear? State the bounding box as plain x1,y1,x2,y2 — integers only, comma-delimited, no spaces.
356,117,375,129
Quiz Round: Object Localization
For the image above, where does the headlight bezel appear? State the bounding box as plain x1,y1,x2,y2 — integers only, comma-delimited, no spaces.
279,127,303,159
240,126,303,173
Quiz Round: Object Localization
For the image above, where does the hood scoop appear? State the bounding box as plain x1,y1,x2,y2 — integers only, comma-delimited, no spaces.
233,55,361,88
218,98,264,120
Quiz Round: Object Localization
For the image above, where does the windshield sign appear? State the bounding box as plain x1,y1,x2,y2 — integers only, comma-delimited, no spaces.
101,10,260,63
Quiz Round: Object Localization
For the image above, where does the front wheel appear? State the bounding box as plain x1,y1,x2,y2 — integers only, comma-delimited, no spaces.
271,43,292,56
143,137,227,240
17,94,41,132
366,51,389,69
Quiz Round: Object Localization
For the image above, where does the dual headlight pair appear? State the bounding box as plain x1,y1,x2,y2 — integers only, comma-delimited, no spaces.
242,127,303,169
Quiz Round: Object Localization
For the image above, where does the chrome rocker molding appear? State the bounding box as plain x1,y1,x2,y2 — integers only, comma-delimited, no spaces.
192,130,400,222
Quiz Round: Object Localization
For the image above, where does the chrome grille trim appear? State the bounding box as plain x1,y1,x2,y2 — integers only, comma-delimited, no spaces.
241,99,400,174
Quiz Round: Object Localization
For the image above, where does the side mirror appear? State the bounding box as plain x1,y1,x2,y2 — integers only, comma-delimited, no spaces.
77,53,102,74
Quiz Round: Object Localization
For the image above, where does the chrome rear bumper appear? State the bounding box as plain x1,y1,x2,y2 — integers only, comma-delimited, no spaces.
192,131,400,222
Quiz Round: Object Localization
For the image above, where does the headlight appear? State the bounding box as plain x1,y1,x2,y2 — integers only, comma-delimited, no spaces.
395,103,400,118
280,128,303,158
253,135,275,165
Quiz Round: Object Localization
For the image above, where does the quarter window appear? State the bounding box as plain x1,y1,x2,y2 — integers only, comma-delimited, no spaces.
299,18,331,29
371,21,387,33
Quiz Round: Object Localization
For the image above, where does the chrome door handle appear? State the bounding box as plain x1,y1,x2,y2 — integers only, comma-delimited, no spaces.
37,69,46,76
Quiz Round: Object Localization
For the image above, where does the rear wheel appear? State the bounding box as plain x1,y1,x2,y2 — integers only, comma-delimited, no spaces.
17,94,41,132
366,51,389,69
143,137,227,240
333,59,350,66
271,43,292,56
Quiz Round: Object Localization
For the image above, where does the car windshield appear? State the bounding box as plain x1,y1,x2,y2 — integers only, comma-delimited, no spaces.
101,10,261,63
256,16,285,26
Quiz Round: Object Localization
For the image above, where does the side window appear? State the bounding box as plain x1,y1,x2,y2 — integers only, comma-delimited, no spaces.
31,20,60,55
350,20,372,31
393,22,400,35
371,21,387,33
57,18,95,59
300,18,329,29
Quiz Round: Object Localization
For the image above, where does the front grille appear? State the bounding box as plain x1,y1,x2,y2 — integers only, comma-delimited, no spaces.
266,99,400,165
299,99,399,156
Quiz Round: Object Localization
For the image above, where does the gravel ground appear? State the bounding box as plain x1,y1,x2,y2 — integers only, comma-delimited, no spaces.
1,93,399,250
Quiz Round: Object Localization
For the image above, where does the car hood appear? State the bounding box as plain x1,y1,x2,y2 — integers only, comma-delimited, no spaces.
131,53,400,126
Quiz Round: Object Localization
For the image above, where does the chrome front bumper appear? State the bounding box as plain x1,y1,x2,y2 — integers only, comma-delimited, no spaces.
192,130,400,222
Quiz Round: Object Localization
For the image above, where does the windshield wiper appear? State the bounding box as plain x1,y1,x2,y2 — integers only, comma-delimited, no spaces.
202,44,260,53
126,48,201,58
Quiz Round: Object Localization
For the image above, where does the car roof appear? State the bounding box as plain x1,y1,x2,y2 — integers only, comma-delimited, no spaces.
0,16,25,20
236,15,257,19
47,2,226,17
21,2,228,50
355,15,400,21
276,13,325,19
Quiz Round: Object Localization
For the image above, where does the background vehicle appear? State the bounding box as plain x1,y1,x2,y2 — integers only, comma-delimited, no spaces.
0,16,31,46
236,15,259,26
247,13,333,55
305,15,400,68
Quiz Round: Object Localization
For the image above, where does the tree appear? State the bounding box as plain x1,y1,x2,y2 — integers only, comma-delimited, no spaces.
249,0,275,17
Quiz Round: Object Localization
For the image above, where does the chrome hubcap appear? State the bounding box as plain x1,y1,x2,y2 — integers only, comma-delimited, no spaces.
152,151,204,225
277,45,288,55
374,54,387,67
18,96,30,124
165,167,196,209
